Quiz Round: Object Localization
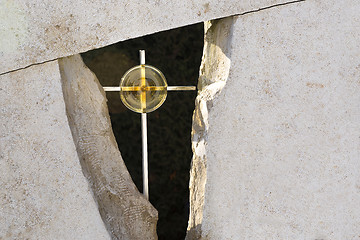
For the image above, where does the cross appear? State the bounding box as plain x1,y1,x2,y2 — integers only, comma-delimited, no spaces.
103,50,196,200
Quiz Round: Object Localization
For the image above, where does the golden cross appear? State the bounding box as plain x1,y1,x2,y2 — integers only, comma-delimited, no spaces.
103,50,196,200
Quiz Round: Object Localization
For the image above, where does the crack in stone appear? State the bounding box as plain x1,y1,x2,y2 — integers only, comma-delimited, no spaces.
0,0,305,77
208,0,306,21
0,58,59,76
238,0,306,16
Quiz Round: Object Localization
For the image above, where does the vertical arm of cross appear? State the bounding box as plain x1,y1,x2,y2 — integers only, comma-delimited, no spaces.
140,52,146,112
139,50,149,200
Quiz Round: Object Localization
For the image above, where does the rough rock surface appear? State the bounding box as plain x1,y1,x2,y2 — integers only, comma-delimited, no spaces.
186,18,234,240
0,61,111,239
188,0,360,239
59,54,158,240
0,0,290,74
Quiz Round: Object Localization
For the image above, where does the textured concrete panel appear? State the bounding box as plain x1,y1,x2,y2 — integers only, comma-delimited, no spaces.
0,0,289,74
188,0,360,239
59,54,158,240
0,61,110,239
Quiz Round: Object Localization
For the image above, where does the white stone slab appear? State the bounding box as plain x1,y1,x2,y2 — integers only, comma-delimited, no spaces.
189,0,360,239
0,0,288,74
59,54,158,239
0,61,110,239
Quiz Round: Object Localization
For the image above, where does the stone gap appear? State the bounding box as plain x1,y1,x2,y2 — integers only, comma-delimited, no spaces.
81,22,203,240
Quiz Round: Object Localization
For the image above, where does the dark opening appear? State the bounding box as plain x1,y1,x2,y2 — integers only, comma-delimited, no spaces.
81,23,203,240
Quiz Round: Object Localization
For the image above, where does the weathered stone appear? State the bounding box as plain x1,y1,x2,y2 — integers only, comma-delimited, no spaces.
188,0,360,239
0,0,289,74
0,61,111,239
59,54,158,240
186,18,234,240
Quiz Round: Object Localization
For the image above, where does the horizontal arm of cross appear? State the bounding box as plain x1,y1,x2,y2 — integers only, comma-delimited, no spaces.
103,86,196,91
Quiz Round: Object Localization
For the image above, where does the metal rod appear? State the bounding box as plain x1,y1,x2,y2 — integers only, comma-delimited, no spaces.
140,55,146,111
167,86,196,91
140,50,145,66
141,112,149,200
139,50,149,200
103,86,196,92
103,87,121,91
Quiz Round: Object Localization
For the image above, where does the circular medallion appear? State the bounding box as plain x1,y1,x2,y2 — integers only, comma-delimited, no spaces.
120,65,167,113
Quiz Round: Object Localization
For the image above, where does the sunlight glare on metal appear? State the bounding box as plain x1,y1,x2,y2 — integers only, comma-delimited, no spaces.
119,64,168,114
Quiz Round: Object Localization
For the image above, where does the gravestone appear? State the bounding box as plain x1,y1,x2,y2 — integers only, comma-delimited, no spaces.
188,0,360,239
0,60,110,239
1,0,360,239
